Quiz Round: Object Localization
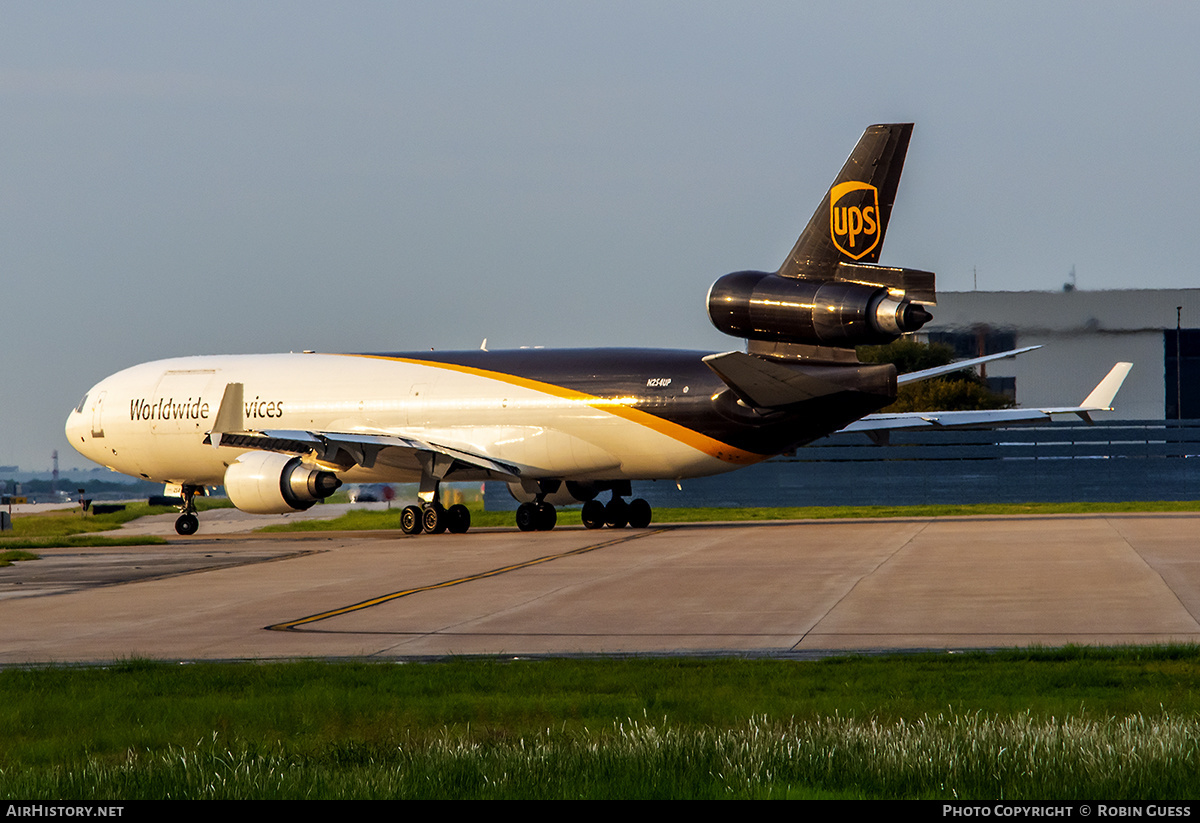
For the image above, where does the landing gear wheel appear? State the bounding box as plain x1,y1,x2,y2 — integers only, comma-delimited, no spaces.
422,504,447,534
446,504,471,534
174,513,199,536
581,500,605,530
516,502,537,532
400,505,422,535
605,498,629,529
535,502,557,531
628,498,652,529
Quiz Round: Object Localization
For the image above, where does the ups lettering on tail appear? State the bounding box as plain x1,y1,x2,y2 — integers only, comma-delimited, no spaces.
829,181,881,260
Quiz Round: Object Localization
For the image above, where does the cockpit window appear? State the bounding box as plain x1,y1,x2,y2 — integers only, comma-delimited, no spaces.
74,394,88,414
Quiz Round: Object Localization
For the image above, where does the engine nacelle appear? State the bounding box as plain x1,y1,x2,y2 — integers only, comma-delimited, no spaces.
706,271,932,346
224,452,342,514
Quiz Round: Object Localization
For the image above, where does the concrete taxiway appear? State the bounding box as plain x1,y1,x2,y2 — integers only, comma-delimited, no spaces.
2,512,1199,663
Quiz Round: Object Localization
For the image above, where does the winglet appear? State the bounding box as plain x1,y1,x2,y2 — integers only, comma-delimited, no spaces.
1080,362,1133,411
208,382,245,448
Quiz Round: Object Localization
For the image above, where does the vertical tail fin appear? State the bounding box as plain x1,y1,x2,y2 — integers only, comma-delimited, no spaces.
779,123,913,278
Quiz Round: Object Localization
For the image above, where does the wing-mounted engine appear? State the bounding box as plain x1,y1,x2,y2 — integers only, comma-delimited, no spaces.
223,451,342,514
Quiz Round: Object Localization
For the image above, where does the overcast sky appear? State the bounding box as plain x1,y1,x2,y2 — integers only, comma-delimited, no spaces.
3,1,1198,471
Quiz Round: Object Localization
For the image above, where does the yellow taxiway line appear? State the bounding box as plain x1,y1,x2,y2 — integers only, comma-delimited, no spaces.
266,527,673,631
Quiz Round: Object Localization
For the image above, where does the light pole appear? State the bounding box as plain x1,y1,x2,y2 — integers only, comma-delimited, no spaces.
1177,307,1183,420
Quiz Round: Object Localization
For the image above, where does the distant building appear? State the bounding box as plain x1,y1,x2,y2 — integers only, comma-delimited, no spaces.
925,289,1200,420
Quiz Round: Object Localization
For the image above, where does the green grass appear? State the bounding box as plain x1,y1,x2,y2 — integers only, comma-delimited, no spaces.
4,648,1200,798
258,499,1200,532
0,549,39,567
10,712,1198,799
12,498,1195,539
0,498,230,547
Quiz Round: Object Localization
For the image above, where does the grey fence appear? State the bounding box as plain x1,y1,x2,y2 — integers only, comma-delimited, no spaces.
484,420,1200,509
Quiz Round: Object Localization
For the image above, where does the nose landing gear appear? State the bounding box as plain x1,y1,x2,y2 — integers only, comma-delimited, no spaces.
174,512,199,535
173,485,204,535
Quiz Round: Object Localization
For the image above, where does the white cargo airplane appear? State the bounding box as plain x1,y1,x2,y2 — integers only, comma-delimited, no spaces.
65,125,1131,536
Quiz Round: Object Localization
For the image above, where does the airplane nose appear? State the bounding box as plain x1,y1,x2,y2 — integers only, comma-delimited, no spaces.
65,390,96,457
65,405,85,451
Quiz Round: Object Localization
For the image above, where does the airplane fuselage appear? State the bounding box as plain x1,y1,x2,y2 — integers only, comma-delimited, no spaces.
65,348,893,488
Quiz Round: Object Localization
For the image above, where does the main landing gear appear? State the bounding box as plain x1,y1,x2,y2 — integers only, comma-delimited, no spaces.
515,501,557,532
173,485,204,535
580,496,652,530
400,502,471,535
400,453,471,535
514,491,652,532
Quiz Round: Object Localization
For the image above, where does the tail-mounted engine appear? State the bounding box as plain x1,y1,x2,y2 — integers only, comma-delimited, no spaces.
706,270,933,347
707,124,936,352
224,452,342,514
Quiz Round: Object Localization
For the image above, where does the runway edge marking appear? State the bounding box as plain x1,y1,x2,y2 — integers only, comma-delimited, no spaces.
266,527,675,632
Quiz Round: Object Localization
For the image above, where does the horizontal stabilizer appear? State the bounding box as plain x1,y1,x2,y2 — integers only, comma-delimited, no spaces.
834,262,937,305
703,351,853,408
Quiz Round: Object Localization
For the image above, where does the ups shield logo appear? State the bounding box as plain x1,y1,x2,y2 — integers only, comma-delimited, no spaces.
829,181,880,260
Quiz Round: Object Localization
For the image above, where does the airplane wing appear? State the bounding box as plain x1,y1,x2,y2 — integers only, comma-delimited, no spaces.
204,428,522,478
843,361,1133,435
896,346,1042,384
202,383,521,479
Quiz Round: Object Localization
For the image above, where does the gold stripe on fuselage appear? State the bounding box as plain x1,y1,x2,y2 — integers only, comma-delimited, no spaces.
338,353,764,466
